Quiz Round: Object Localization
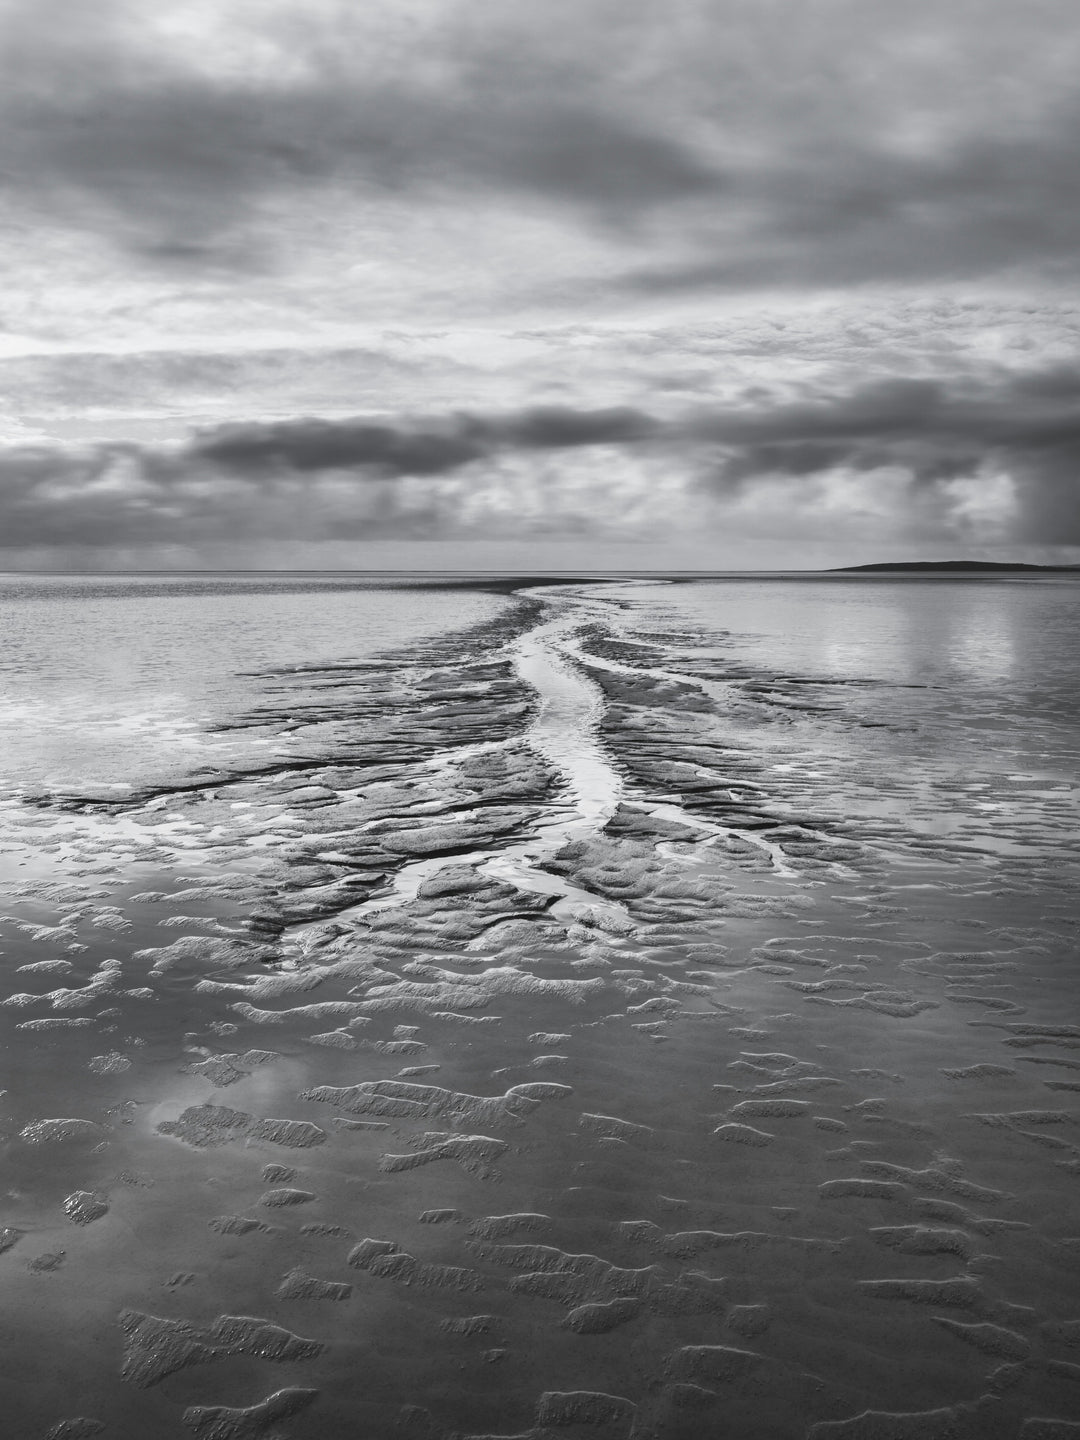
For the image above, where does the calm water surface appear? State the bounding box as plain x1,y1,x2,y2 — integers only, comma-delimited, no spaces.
610,574,1080,852
0,574,508,794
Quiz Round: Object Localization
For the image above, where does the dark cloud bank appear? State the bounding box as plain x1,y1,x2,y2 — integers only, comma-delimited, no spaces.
3,368,1078,552
5,0,1080,289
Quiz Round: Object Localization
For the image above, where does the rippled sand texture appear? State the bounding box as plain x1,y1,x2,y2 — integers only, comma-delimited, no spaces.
2,580,1080,1440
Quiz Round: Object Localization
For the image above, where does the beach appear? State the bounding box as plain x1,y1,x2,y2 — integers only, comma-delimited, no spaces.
2,572,1079,1440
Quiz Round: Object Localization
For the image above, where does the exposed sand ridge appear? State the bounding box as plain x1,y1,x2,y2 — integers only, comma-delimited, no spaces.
305,580,806,946
295,583,645,939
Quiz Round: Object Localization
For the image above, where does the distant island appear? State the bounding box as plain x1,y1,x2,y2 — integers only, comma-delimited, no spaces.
831,560,1080,573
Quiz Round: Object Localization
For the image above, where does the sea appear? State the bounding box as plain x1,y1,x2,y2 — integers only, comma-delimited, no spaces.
1,571,1078,1440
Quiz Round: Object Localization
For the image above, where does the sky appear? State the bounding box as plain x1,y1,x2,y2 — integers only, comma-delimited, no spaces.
3,0,1080,571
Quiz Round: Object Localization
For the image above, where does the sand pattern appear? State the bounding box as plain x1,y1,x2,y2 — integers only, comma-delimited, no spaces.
0,581,1078,1438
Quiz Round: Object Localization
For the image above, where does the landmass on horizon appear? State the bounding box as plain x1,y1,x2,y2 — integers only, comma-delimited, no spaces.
831,560,1080,573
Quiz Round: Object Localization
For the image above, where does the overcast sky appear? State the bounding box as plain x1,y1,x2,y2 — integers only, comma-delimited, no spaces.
4,0,1080,570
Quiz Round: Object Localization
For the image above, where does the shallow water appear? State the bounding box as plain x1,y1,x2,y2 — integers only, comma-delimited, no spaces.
0,573,508,796
1,572,1079,1440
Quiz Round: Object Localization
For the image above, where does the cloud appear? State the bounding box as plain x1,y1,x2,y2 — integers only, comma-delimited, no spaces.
188,406,657,474
7,2,1080,572
685,369,1080,542
0,3,721,271
0,404,668,550
1,365,1077,557
5,0,1080,296
623,120,1080,293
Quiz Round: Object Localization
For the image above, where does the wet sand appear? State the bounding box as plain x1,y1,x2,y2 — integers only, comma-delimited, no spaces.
2,581,1079,1439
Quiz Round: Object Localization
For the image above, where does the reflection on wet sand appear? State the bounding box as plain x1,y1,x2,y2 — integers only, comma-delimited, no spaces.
1,578,1079,1439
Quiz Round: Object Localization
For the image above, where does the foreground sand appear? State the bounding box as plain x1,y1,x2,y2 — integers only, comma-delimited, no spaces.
1,583,1078,1439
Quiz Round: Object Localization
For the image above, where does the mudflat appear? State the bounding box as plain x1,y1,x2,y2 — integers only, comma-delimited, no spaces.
2,576,1079,1440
